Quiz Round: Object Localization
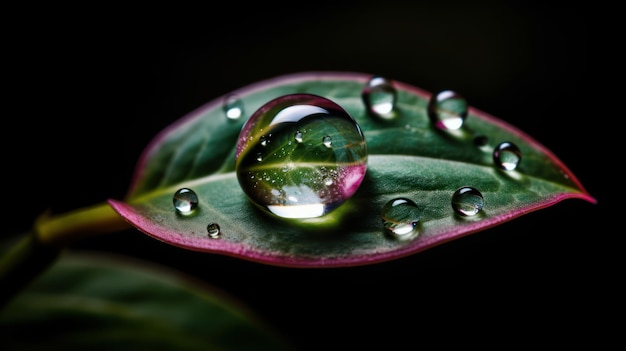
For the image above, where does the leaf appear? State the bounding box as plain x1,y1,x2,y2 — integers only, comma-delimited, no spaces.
0,251,295,351
108,71,596,268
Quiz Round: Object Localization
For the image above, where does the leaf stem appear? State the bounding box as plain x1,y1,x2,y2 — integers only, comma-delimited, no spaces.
34,201,131,247
0,201,131,308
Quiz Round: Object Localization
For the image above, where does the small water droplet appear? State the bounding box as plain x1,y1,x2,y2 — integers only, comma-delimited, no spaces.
322,135,332,148
451,186,484,216
362,76,397,119
427,90,468,130
493,141,521,171
223,94,244,120
173,188,199,215
260,134,270,146
294,130,303,143
235,93,368,219
381,198,421,240
207,222,221,238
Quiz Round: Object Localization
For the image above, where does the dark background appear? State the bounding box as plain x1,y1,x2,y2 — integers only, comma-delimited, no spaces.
3,1,616,349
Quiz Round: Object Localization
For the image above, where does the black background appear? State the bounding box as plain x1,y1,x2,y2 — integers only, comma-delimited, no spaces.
3,1,617,349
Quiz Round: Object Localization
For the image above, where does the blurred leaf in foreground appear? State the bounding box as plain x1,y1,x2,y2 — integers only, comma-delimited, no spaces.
0,251,295,351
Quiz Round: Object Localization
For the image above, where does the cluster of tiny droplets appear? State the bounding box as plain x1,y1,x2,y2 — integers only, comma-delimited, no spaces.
168,75,525,241
361,77,479,240
427,88,522,172
172,188,221,238
363,76,524,240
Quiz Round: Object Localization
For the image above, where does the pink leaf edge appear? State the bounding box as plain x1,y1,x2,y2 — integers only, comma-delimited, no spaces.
109,71,597,268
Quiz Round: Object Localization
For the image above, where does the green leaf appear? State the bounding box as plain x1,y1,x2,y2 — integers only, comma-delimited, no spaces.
0,251,295,351
108,71,596,268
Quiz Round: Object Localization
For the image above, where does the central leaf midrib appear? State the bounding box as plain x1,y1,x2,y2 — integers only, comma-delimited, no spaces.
129,154,579,207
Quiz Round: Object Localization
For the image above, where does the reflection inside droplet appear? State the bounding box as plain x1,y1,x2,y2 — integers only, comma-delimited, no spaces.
361,76,397,119
223,94,244,120
493,141,521,171
427,90,468,130
173,188,199,215
235,93,368,219
381,197,421,240
451,186,484,216
207,222,221,238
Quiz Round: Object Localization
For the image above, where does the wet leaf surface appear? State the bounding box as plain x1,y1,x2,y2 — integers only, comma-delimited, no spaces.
109,72,596,268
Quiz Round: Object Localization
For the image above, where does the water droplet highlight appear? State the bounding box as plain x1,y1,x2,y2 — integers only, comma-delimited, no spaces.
381,198,421,240
173,188,199,215
235,93,368,219
322,135,332,148
493,141,521,171
223,94,244,120
427,90,468,130
361,76,397,119
207,222,221,238
451,187,484,216
294,130,303,143
260,134,270,146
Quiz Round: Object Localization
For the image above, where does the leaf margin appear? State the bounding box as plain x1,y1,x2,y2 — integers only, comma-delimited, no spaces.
108,71,597,268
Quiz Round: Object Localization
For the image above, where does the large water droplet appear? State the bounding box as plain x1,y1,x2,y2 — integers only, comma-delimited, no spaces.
427,90,468,130
493,141,521,171
362,76,397,119
381,198,422,240
235,93,368,219
223,94,244,120
451,186,484,216
173,188,199,215
207,222,221,238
